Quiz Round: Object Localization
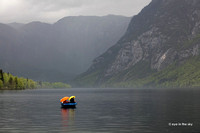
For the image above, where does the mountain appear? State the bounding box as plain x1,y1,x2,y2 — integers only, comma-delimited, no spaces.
8,22,25,30
74,0,200,88
53,15,131,74
0,15,131,82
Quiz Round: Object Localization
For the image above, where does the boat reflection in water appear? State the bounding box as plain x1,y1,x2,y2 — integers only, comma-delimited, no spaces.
61,108,76,131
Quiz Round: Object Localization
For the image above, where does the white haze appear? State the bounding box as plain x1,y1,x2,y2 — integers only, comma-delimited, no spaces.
0,0,151,23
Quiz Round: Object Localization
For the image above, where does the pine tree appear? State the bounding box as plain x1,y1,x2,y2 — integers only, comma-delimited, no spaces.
14,77,18,89
8,76,14,89
0,69,4,83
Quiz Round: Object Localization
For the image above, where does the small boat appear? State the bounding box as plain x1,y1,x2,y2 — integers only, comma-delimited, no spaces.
60,96,77,108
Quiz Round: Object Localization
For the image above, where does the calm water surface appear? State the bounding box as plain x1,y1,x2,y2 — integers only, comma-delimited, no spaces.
0,88,200,133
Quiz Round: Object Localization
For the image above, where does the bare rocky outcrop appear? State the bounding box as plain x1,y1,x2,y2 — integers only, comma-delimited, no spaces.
105,27,169,76
77,0,200,86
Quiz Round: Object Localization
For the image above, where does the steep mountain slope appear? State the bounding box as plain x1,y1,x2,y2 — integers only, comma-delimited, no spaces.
75,0,200,88
0,23,21,70
0,15,131,82
53,15,131,74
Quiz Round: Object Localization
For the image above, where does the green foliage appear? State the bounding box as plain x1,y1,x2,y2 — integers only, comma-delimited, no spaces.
102,61,155,87
181,34,200,50
3,73,9,87
104,57,200,88
149,57,200,88
40,82,71,88
0,71,37,90
73,70,101,87
0,80,3,89
17,78,25,89
0,70,71,90
8,76,15,89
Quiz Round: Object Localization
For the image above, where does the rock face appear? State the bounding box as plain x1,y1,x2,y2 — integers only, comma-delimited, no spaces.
76,0,200,86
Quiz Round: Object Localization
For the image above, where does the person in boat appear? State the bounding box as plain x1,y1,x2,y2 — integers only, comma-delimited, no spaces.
70,97,75,103
69,96,75,103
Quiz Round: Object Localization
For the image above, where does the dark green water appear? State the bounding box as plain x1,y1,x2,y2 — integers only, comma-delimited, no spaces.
0,88,200,133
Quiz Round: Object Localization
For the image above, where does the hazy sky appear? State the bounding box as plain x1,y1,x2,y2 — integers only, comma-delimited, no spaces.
0,0,151,24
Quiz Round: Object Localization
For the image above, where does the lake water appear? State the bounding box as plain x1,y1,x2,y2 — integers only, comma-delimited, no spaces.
0,88,200,133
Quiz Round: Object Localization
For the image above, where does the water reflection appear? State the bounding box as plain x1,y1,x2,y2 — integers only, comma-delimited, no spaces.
61,108,75,131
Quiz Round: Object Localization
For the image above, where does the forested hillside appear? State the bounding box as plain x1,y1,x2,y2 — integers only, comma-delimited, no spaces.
0,69,71,90
0,69,37,90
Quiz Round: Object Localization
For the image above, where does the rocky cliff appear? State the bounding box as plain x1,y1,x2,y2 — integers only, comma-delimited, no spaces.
75,0,200,88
